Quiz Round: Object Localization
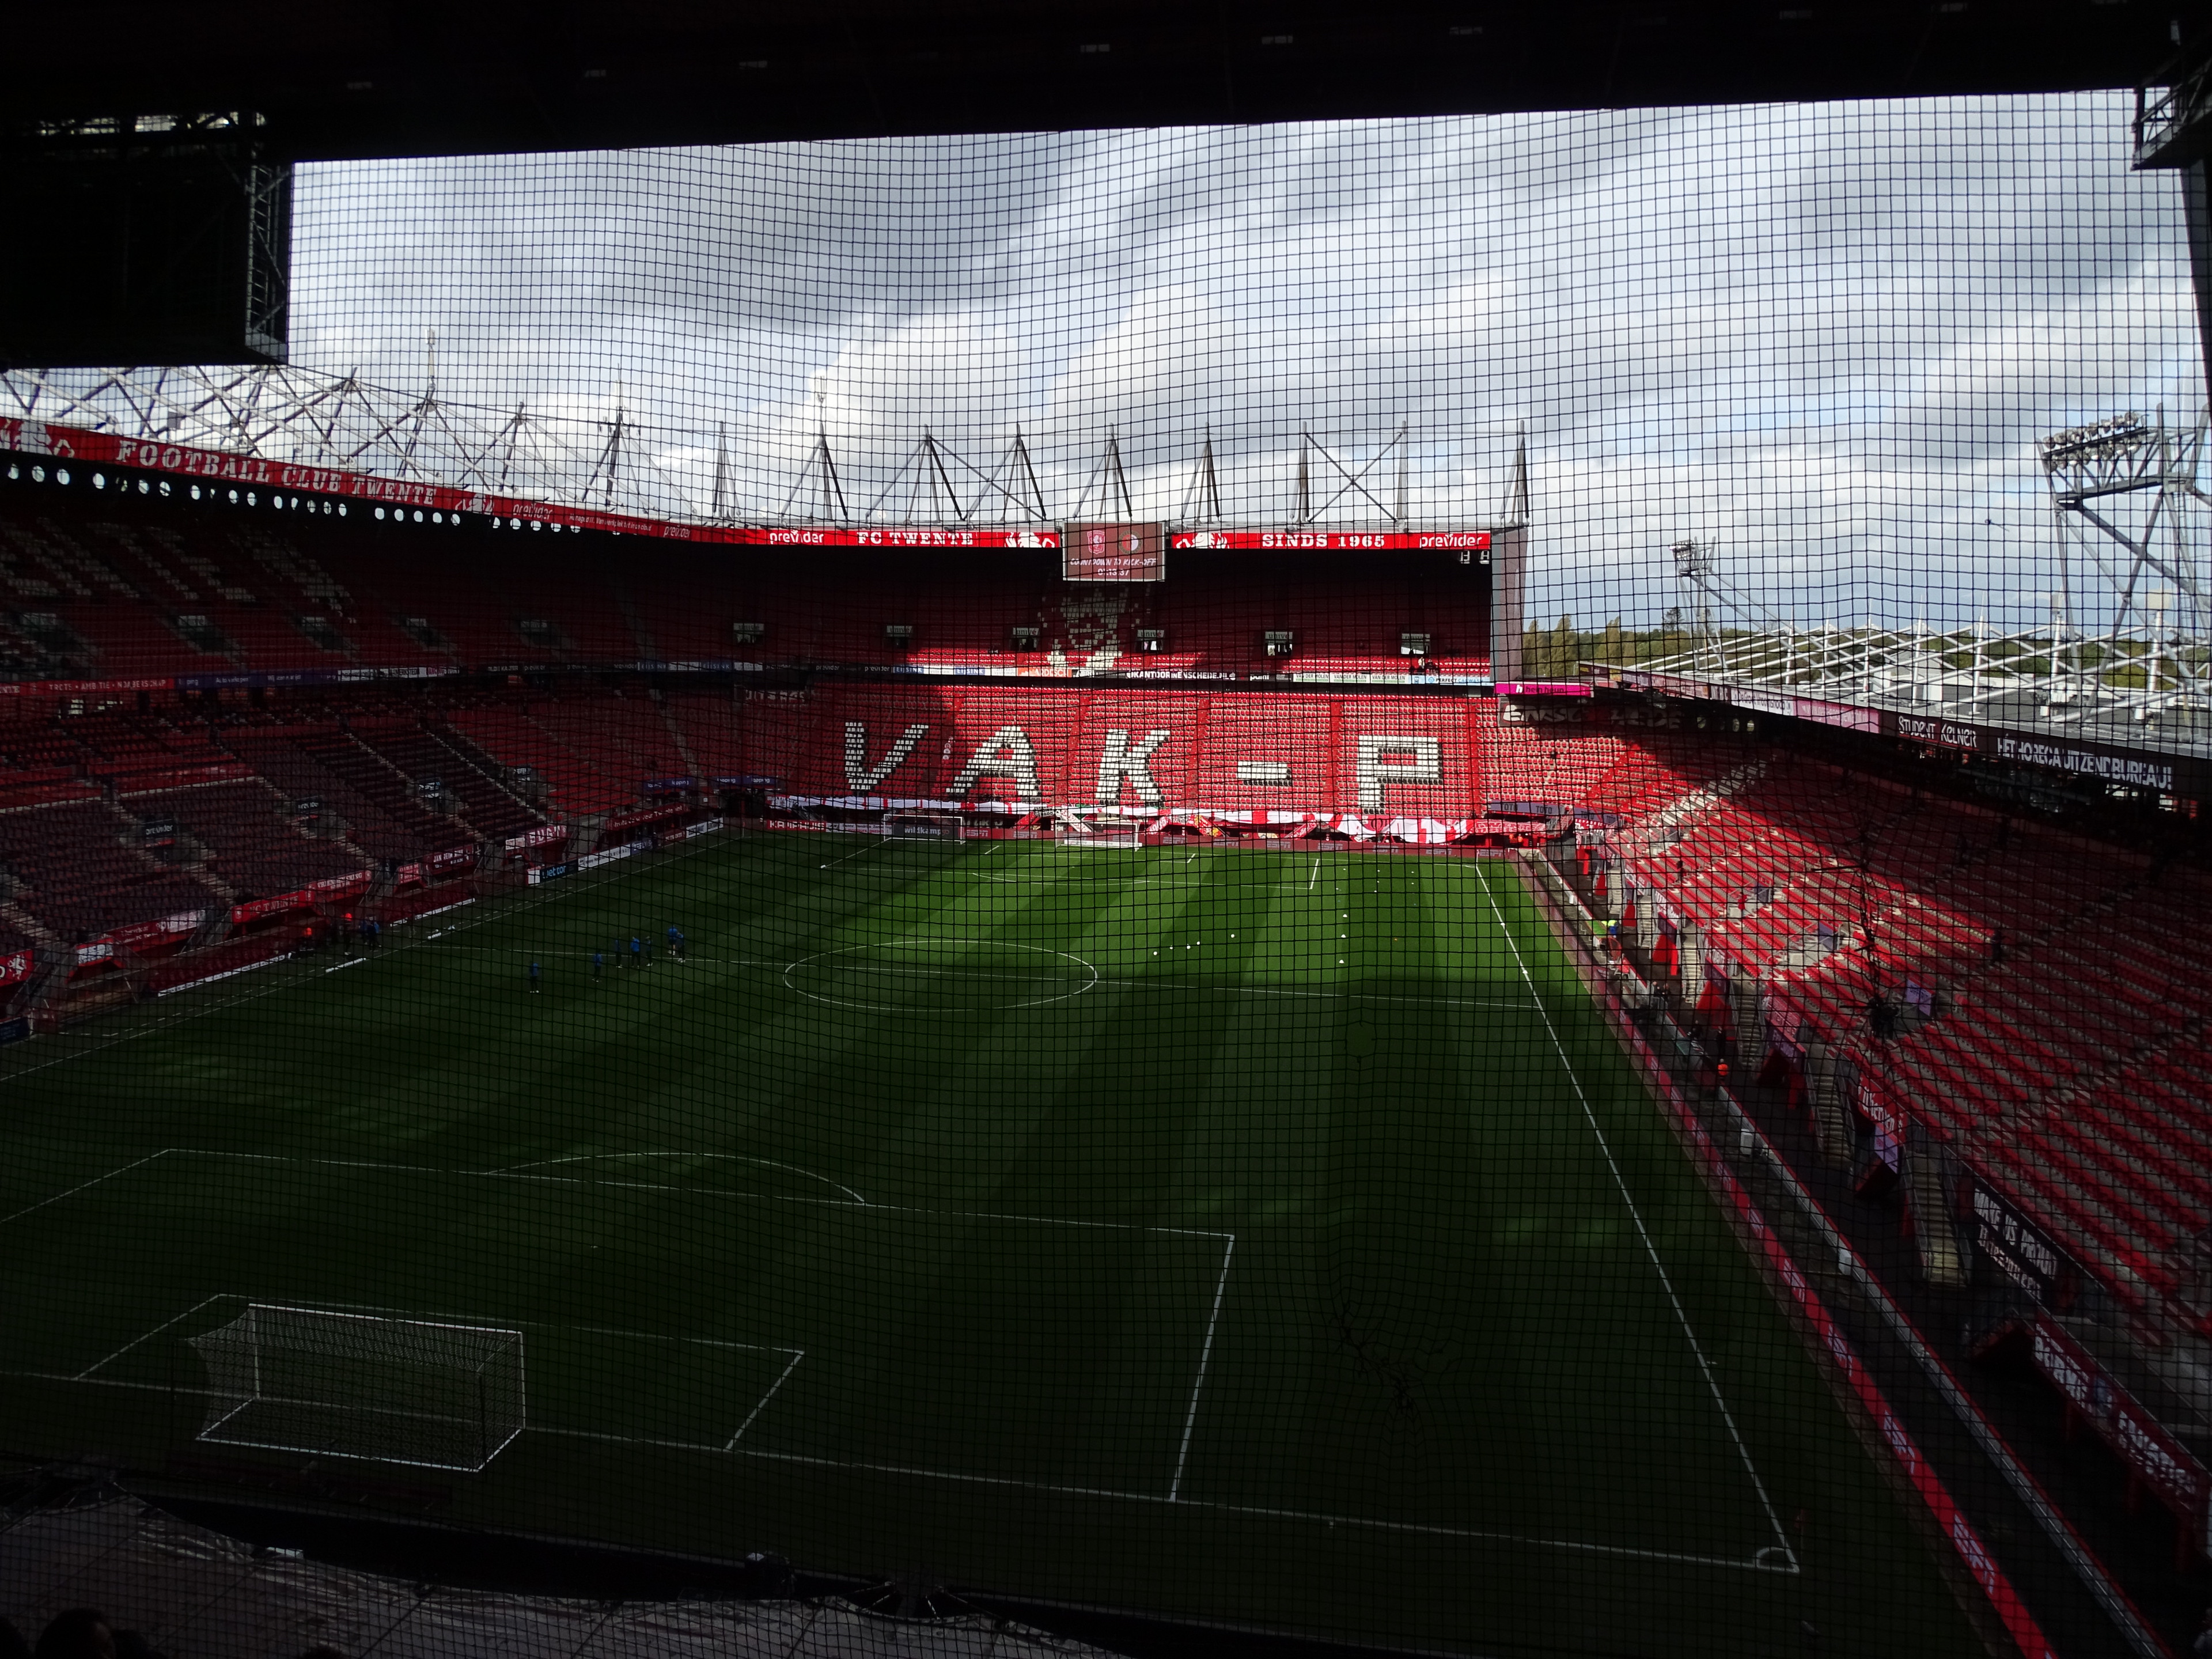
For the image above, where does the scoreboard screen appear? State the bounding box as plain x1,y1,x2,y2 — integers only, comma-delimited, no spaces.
1063,521,1166,581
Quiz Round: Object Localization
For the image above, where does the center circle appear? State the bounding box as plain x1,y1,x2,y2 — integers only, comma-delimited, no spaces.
785,938,1101,1012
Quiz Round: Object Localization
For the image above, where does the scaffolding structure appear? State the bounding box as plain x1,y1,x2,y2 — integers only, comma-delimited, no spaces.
1592,412,2211,764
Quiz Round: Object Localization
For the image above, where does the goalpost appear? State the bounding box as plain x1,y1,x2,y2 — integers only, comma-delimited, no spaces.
882,809,965,840
1055,809,1142,849
189,1304,527,1471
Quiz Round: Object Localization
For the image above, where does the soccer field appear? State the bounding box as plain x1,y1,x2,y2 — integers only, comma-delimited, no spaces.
0,832,1976,1656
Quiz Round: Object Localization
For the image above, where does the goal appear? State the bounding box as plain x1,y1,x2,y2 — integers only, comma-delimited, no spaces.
1056,810,1143,849
189,1304,527,1471
882,809,964,840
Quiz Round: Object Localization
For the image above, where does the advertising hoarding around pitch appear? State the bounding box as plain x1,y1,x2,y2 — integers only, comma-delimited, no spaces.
1169,529,1491,554
1063,522,1166,581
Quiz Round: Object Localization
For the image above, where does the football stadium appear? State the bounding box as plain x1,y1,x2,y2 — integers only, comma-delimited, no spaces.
2,7,2210,1657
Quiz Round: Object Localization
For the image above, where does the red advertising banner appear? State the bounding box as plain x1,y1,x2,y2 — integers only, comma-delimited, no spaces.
730,525,1058,550
229,872,368,924
101,913,204,951
1169,528,1491,552
0,677,176,698
230,892,312,925
0,948,31,985
503,824,569,853
2,418,1060,553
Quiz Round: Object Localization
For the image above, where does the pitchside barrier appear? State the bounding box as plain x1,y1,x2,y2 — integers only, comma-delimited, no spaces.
768,812,1527,856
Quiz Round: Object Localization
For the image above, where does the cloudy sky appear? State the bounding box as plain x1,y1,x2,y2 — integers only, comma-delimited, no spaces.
289,93,2202,628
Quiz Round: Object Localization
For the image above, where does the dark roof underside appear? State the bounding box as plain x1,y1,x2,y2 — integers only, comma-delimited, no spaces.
11,0,2206,161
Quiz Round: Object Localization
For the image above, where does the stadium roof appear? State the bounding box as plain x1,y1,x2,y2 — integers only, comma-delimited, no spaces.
10,0,2202,161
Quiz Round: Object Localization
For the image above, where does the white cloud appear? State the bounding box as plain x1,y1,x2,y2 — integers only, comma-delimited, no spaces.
284,94,2201,629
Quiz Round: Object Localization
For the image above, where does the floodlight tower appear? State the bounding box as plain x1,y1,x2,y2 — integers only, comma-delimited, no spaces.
2037,410,2209,723
1671,536,1728,674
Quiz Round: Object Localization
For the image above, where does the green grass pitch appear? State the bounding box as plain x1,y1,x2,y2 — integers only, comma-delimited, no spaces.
0,832,1978,1656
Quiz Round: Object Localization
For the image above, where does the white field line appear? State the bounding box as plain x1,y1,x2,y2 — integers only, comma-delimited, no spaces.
160,1150,1234,1240
819,838,892,870
1308,857,1320,891
0,1149,172,1230
72,1291,229,1380
24,1155,1787,1575
22,1359,1791,1569
155,958,283,997
1479,866,1797,1570
217,1294,804,1357
726,1349,806,1450
501,1152,869,1206
1169,1235,1234,1501
711,1442,1802,1570
322,957,370,974
420,946,1540,1014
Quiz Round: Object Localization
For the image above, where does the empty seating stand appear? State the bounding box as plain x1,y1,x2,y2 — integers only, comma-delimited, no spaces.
123,781,367,902
1588,744,2212,1318
0,493,1509,684
0,800,219,944
350,725,548,844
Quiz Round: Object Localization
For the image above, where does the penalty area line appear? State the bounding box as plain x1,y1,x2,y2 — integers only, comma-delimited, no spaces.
726,1349,806,1450
1168,1234,1234,1502
498,1152,870,1206
0,1148,173,1231
71,1290,230,1381
819,838,893,870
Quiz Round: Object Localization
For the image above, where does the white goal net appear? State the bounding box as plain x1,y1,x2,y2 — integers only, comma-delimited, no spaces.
1056,811,1142,849
190,1304,527,1471
882,810,964,839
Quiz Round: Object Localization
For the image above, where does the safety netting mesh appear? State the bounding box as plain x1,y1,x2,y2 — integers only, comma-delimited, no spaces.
0,94,2206,1659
